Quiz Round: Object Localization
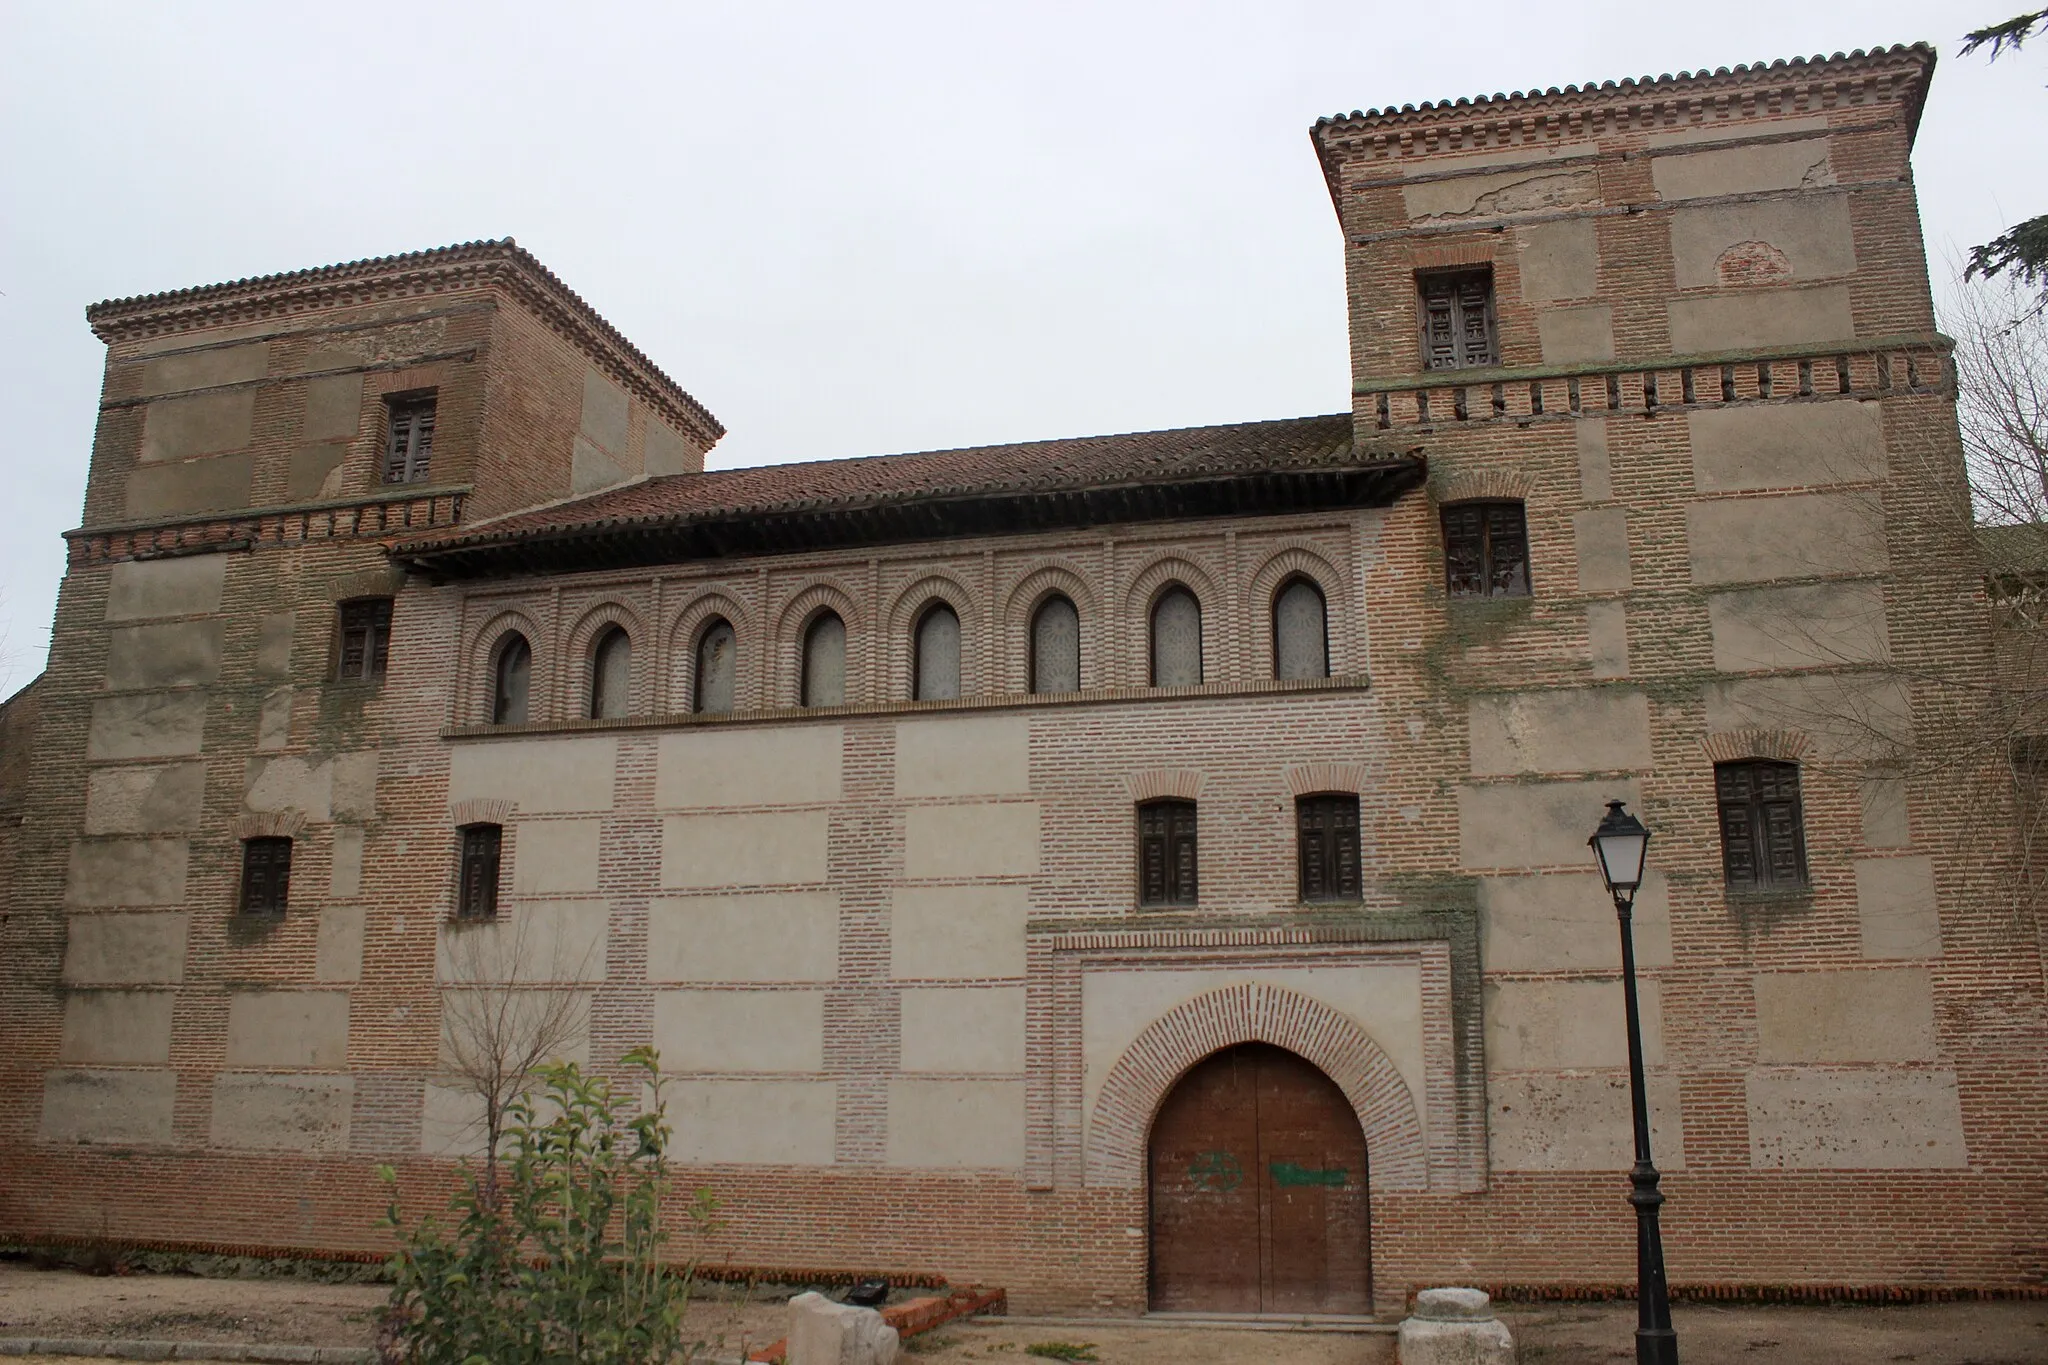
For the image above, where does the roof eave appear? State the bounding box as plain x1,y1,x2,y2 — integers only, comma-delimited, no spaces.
393,456,1428,581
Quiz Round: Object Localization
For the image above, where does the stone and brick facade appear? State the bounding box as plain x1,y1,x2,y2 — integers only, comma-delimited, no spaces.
3,42,2044,1311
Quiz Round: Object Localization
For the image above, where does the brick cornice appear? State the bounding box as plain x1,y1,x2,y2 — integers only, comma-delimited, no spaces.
1311,44,1934,192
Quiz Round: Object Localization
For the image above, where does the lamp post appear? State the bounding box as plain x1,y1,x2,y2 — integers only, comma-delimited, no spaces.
1588,799,1678,1365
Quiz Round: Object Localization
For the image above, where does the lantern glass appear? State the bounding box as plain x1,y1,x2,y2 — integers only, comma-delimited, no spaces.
1589,800,1650,894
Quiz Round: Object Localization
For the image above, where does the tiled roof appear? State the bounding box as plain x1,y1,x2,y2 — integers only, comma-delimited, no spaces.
1313,43,1936,133
85,238,723,444
394,412,1423,575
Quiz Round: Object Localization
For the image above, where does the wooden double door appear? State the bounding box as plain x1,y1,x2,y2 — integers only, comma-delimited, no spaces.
1147,1043,1371,1314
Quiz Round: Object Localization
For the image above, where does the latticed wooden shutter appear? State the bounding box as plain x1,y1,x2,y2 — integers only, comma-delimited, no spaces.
1716,760,1807,890
1442,505,1487,596
338,598,393,681
240,838,293,915
1297,795,1360,901
384,396,437,484
1441,502,1530,598
1419,270,1497,370
459,824,502,920
1168,802,1198,904
1482,504,1529,596
1139,800,1198,906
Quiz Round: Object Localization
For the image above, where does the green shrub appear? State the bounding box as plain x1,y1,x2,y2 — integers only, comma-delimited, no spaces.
378,1046,722,1364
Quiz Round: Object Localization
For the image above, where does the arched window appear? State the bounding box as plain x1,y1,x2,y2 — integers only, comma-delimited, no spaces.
914,602,961,701
589,626,632,719
1273,578,1329,680
1150,586,1202,687
492,633,532,725
1030,594,1080,694
802,611,846,708
695,618,736,714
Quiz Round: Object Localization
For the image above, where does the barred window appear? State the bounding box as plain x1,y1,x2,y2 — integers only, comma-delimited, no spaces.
1138,799,1198,907
493,634,532,725
802,611,846,708
1273,578,1329,680
914,602,961,701
1716,760,1809,891
590,626,632,719
695,618,736,714
457,824,503,920
336,597,393,683
1297,794,1361,902
1419,268,1497,371
1150,587,1203,687
383,393,437,485
1442,501,1531,598
1030,595,1080,694
240,837,292,916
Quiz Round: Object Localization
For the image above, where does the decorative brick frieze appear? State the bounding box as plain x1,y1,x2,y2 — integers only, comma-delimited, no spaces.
65,488,468,569
1360,340,1952,435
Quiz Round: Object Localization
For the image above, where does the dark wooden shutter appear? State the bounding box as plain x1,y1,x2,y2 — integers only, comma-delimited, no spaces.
337,598,393,681
1297,795,1360,902
1419,270,1497,370
240,837,292,915
384,395,437,484
1442,502,1530,598
1717,760,1808,890
458,824,502,920
1140,800,1198,906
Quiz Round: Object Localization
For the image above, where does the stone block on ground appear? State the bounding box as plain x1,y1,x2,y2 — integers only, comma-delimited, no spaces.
1400,1287,1515,1363
788,1290,900,1365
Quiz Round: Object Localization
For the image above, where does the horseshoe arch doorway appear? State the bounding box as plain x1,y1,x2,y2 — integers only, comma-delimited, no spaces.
1146,1042,1371,1313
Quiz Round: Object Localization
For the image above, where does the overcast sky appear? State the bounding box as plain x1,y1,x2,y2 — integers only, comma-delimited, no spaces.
3,1,2042,693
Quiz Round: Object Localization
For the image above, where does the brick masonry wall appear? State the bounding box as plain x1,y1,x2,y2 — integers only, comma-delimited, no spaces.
3,47,2044,1315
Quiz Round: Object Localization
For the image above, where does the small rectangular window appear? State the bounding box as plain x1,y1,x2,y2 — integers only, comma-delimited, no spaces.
336,598,394,682
1138,799,1198,907
384,393,437,485
457,824,503,920
1297,794,1362,902
240,837,292,916
1442,501,1531,598
1419,268,1498,371
1716,760,1809,891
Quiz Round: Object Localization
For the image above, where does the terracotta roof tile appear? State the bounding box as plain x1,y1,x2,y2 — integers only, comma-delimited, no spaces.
1312,43,1935,130
408,411,1392,554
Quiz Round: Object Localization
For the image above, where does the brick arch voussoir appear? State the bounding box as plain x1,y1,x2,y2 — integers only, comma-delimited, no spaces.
1085,982,1427,1193
469,608,547,725
563,600,649,717
1122,554,1219,618
667,589,752,711
774,579,865,707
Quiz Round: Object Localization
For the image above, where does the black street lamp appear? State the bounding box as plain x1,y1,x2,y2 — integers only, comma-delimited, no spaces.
1589,799,1679,1365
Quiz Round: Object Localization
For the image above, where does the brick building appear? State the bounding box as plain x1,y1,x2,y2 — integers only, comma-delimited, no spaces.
3,42,2043,1311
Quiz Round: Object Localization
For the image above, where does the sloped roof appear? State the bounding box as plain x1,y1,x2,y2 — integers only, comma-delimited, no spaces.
394,412,1424,578
86,238,723,446
1313,43,1935,135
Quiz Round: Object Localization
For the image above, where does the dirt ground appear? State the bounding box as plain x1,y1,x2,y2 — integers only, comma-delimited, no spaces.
2,1260,2045,1363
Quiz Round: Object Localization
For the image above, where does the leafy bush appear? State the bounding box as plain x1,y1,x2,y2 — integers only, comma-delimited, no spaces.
378,1046,722,1364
